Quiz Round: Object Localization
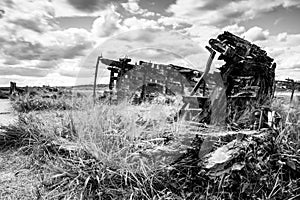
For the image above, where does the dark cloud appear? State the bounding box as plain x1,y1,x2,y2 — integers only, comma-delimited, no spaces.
0,9,4,18
0,66,51,77
0,60,58,77
174,22,193,30
196,0,237,11
290,63,300,70
3,41,43,60
139,0,176,16
63,43,93,59
2,32,94,62
3,0,14,7
67,0,126,12
34,61,58,69
68,0,103,12
40,42,93,61
56,16,96,30
9,18,48,33
3,57,20,65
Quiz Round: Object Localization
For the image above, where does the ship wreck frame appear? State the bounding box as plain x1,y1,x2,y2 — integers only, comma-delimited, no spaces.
98,31,279,126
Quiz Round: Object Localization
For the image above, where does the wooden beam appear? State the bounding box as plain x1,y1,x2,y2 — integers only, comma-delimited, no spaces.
93,56,101,104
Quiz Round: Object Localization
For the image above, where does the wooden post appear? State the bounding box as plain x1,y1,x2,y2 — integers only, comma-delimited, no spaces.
165,68,169,95
177,46,216,117
141,66,146,102
290,80,295,104
180,75,184,94
203,82,206,96
93,56,101,104
10,82,16,95
109,70,115,90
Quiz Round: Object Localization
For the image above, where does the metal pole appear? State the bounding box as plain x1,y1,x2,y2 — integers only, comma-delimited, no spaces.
290,80,295,104
285,78,295,125
93,56,100,104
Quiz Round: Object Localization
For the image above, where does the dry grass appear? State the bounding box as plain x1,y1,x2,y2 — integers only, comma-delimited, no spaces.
9,89,87,113
0,151,42,200
1,100,192,199
0,95,299,199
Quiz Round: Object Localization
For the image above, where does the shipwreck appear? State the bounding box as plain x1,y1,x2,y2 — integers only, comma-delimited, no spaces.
98,31,279,127
98,57,207,103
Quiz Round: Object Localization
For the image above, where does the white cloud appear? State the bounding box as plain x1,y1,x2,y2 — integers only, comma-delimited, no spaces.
282,0,300,8
121,0,156,18
42,28,95,60
77,28,208,82
91,5,122,37
57,58,94,78
277,32,288,42
122,17,162,30
1,0,56,33
90,5,162,39
1,0,300,86
0,0,95,62
1,27,95,62
121,0,144,15
256,33,300,80
182,24,221,45
222,24,245,35
0,0,96,86
242,26,269,42
157,16,192,30
142,11,156,17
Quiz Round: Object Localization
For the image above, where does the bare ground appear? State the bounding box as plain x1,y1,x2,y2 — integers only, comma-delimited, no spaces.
0,151,41,200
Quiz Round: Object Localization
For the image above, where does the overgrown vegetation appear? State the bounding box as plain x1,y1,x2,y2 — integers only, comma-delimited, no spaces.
10,91,85,112
0,94,299,199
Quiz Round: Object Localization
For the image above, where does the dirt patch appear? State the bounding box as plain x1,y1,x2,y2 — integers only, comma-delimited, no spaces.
0,99,17,127
0,151,41,200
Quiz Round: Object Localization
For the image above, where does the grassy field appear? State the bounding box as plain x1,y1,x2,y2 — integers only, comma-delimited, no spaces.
0,91,299,199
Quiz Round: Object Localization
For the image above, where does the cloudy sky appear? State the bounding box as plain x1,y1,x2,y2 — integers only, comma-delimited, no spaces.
1,0,300,86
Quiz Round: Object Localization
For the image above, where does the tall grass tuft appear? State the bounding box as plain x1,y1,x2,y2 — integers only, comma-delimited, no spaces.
2,95,300,199
0,114,49,150
11,94,76,112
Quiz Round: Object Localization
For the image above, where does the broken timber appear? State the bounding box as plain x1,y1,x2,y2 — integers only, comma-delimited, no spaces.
98,31,279,125
209,31,276,102
100,57,207,103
